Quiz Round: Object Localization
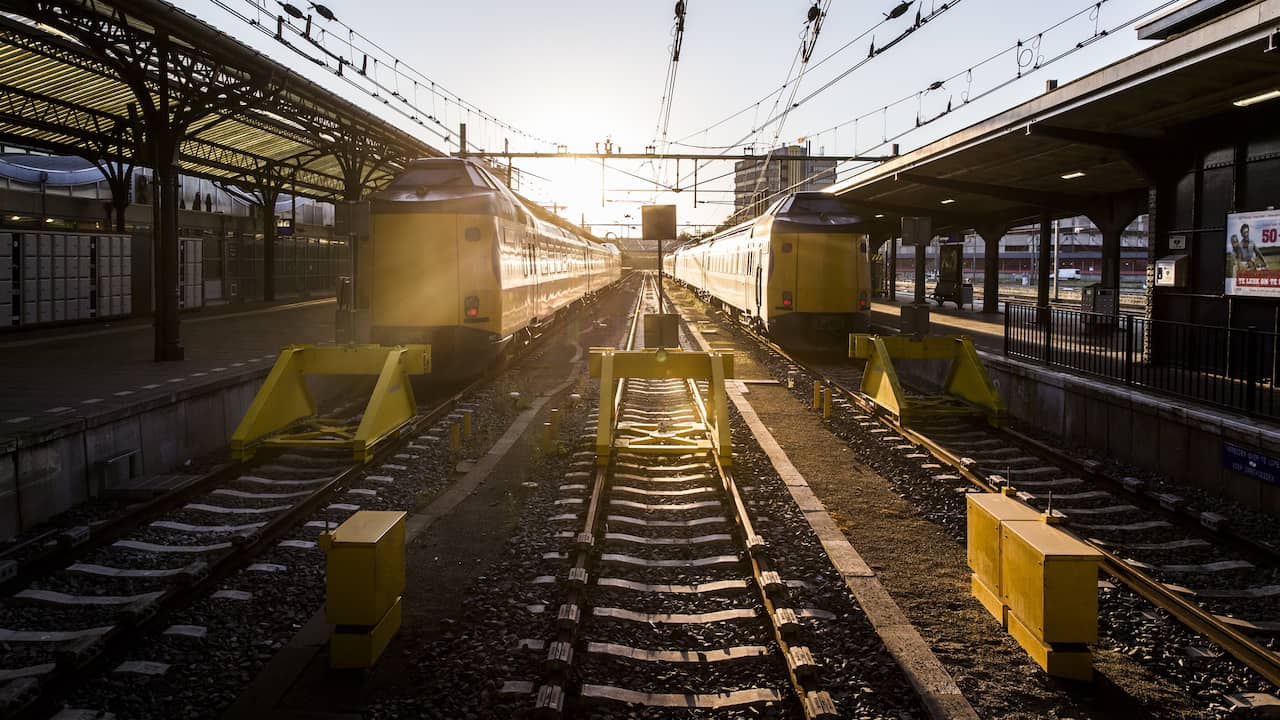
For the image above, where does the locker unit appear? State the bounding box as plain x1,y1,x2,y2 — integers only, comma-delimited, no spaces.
4,230,133,328
179,236,204,310
0,233,12,327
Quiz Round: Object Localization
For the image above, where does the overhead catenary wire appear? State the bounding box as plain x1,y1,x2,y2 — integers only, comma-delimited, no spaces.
674,0,961,198
798,0,1184,162
214,0,557,153
740,0,1187,221
647,1,690,196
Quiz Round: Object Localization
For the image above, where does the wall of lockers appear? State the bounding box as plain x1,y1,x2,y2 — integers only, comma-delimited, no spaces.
1,232,207,328
1,230,131,328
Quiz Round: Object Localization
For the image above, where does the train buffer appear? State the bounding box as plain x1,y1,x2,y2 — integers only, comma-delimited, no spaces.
848,334,1004,426
230,344,431,463
589,347,734,467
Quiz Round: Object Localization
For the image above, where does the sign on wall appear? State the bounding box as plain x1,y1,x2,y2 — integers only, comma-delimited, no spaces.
1223,441,1280,487
1225,209,1280,296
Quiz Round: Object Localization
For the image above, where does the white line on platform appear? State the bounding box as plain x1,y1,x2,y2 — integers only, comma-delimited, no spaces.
82,398,102,404
5,417,30,424
113,391,134,397
141,384,160,389
46,407,72,413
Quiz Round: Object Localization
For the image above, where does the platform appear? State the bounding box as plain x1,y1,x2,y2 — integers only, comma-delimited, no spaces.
0,298,338,538
870,296,1280,513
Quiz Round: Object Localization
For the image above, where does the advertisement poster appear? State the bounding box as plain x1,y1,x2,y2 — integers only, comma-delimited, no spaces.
1226,209,1280,296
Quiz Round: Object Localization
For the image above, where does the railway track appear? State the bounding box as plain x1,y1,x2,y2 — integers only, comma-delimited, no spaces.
667,281,1280,703
0,399,463,718
535,275,836,718
0,287,622,719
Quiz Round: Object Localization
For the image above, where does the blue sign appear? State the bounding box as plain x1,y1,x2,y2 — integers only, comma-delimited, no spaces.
1222,441,1280,487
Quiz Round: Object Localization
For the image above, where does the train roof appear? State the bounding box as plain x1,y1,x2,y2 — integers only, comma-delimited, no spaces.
381,157,610,248
675,192,876,254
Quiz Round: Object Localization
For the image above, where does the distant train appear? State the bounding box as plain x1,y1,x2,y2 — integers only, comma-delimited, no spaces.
666,191,872,343
368,158,622,375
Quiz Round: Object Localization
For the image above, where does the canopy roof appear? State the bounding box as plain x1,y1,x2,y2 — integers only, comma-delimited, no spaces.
0,0,444,201
829,0,1280,232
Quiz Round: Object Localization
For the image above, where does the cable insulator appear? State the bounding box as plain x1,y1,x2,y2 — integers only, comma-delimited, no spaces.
280,2,304,19
311,3,335,20
886,1,911,20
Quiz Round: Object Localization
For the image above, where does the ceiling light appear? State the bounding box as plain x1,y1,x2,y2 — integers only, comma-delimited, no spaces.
874,213,885,218
1061,171,1086,180
940,198,956,205
44,218,55,223
8,215,19,221
1233,89,1280,107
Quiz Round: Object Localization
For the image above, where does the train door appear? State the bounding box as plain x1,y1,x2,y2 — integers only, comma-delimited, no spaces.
747,243,757,316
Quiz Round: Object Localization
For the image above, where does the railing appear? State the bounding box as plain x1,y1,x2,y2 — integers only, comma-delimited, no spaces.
1004,302,1280,419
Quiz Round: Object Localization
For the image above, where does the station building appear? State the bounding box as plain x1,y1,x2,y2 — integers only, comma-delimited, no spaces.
734,144,837,217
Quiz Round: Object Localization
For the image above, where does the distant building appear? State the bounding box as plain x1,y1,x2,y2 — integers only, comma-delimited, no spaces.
733,145,836,218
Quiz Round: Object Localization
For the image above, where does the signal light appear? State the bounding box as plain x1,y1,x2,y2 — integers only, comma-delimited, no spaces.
465,295,480,319
782,291,793,308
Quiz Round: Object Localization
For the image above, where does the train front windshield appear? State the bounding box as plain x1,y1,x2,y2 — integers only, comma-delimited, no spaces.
777,195,861,225
388,162,490,192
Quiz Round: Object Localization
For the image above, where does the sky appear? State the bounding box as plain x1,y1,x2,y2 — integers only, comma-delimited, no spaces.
179,0,1181,236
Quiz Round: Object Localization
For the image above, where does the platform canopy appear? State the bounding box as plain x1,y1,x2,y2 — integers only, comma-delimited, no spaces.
0,0,444,201
828,0,1280,232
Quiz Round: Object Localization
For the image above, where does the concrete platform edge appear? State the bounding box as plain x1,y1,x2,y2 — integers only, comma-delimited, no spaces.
684,323,980,720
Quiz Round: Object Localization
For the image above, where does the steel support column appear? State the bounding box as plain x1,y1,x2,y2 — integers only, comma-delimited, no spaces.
259,185,280,302
1085,192,1147,298
151,35,183,361
975,223,1006,314
1037,209,1052,309
888,236,898,300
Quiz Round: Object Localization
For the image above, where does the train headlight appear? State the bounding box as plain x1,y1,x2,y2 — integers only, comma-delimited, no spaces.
859,290,869,310
782,291,793,308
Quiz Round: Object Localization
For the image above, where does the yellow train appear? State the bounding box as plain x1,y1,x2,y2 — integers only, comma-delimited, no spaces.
666,191,872,343
369,158,622,375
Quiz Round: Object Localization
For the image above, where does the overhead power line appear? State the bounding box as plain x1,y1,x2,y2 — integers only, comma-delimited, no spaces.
744,0,1187,219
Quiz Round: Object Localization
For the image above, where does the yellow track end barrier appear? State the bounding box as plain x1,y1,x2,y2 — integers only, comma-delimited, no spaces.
967,494,1101,680
230,344,431,463
849,334,1005,426
589,348,734,467
319,511,406,669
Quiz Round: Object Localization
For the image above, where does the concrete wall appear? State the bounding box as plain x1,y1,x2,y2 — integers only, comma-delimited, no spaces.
0,370,265,540
976,354,1280,514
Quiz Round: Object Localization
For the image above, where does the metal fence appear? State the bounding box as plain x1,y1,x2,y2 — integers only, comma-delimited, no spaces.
1004,302,1280,419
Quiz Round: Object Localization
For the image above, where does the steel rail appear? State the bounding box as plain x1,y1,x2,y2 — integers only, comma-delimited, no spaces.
708,306,1280,690
689,379,835,718
995,426,1280,567
537,273,648,715
540,273,833,717
7,283,629,720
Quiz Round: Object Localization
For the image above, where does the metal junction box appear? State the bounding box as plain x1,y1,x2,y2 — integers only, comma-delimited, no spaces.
1000,520,1101,644
321,510,406,627
966,493,1041,623
1155,254,1188,287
